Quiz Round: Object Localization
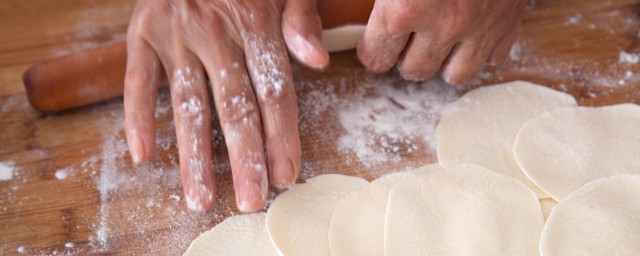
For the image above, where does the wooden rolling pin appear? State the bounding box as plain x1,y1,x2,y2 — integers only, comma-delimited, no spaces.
23,0,373,112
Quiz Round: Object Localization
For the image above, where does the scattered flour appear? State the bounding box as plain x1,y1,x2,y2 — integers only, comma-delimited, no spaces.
619,51,640,64
169,194,181,202
564,14,584,25
337,78,458,167
0,161,15,181
295,71,459,170
54,167,72,180
87,92,229,255
16,246,25,253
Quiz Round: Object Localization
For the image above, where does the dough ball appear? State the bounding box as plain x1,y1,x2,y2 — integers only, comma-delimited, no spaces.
182,213,277,256
266,174,368,256
435,81,577,198
541,174,640,256
513,104,640,201
385,164,544,256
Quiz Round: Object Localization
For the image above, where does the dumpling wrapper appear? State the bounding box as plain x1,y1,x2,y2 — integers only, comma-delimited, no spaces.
541,174,640,256
266,174,368,256
513,103,640,201
385,164,544,256
321,24,366,52
183,213,277,256
328,164,442,256
435,81,577,198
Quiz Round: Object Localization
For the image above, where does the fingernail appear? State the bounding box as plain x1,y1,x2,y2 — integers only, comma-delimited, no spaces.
270,156,295,189
237,180,263,213
295,33,329,69
185,184,215,212
129,131,144,164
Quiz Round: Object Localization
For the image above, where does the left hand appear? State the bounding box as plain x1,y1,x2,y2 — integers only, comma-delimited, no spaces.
357,0,527,84
124,0,328,212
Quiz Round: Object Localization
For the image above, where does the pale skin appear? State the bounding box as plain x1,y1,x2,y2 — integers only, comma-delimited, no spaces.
124,0,527,212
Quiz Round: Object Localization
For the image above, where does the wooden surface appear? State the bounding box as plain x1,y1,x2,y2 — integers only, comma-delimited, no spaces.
1,0,640,255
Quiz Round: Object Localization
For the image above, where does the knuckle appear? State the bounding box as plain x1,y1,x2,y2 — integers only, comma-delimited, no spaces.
358,50,396,73
366,61,394,73
176,95,207,121
398,65,437,82
257,85,296,108
218,90,260,124
445,70,476,85
386,1,422,32
234,0,275,29
125,67,152,88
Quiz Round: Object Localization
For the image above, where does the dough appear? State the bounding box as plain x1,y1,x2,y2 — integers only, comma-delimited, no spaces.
513,104,640,201
321,25,366,52
541,174,640,256
328,164,442,256
182,213,277,256
266,174,368,256
539,198,558,222
385,164,544,256
435,81,577,198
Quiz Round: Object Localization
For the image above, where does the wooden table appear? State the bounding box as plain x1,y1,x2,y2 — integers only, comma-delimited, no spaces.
1,0,639,255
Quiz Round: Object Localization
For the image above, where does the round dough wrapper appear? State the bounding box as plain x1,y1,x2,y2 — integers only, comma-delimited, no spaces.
328,164,441,256
513,103,640,201
183,213,277,256
385,164,544,256
435,81,577,198
539,198,558,222
321,24,366,52
541,174,640,256
266,174,368,256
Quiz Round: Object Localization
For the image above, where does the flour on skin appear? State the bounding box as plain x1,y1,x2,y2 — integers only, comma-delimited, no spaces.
172,67,215,212
244,32,288,102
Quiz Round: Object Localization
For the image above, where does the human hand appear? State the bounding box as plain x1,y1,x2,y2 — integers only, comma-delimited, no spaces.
357,0,527,84
124,0,327,212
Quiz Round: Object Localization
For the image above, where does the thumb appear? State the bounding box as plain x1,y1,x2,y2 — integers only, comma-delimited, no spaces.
282,0,329,69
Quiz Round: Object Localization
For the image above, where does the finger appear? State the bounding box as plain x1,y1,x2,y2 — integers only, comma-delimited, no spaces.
487,29,518,66
356,1,412,72
124,37,162,164
282,0,330,69
396,33,454,81
191,45,270,213
441,37,495,85
243,29,301,192
166,53,216,212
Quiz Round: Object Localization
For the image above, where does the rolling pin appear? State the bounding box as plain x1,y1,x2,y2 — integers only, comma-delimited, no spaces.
23,0,373,112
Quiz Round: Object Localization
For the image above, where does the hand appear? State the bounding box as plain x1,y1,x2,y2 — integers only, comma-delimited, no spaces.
123,0,328,212
357,0,527,84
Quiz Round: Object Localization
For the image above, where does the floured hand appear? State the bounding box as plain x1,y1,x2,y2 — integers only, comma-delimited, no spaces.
357,0,527,84
123,0,328,212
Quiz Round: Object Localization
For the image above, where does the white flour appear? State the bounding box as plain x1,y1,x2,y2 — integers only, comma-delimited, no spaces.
295,70,459,177
85,92,229,255
337,77,458,167
492,5,640,89
0,162,15,181
54,167,72,180
619,51,640,64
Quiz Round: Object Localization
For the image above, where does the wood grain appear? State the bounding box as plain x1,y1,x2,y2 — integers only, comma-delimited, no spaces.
1,0,639,255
